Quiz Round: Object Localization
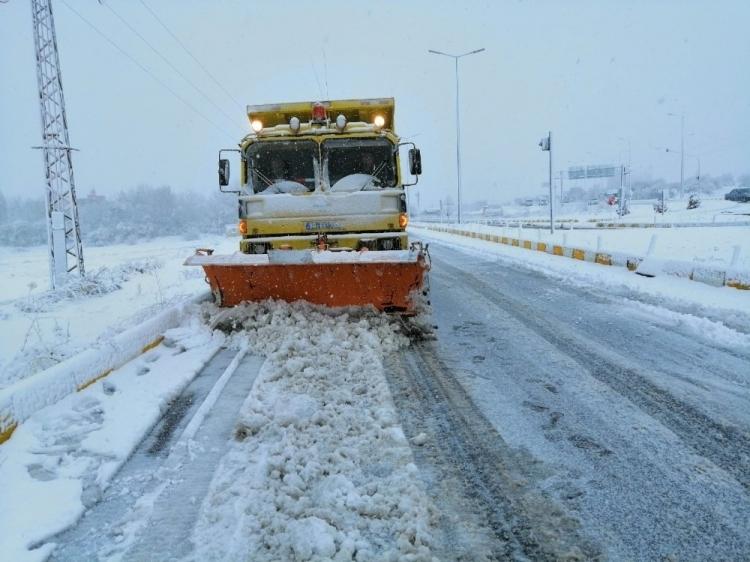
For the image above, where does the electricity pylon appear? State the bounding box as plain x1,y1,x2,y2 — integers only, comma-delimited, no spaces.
30,0,85,288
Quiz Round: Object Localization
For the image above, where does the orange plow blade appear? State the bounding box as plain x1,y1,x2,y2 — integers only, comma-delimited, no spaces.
185,247,430,314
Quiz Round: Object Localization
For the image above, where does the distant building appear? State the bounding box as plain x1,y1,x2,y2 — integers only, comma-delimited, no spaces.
80,189,106,205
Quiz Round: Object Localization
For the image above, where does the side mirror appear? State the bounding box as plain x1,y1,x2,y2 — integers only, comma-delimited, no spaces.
218,158,230,186
409,148,422,176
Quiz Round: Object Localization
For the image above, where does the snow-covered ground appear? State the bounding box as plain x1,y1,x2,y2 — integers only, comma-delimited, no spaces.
419,191,750,272
409,227,750,326
0,316,222,562
1,300,439,562
2,227,748,561
0,235,235,387
460,193,750,225
415,221,750,271
0,234,439,561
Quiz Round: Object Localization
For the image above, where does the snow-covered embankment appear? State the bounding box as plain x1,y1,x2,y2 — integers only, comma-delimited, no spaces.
0,314,222,562
0,292,210,443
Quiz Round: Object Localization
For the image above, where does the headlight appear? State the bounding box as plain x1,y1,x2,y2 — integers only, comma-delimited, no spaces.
251,119,263,132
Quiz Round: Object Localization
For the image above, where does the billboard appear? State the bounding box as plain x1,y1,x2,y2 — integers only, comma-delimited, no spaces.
568,165,617,180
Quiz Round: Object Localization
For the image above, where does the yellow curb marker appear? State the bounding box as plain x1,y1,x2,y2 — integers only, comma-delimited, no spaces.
418,225,749,291
1,335,167,447
0,419,17,445
141,336,165,354
75,336,165,392
726,280,750,290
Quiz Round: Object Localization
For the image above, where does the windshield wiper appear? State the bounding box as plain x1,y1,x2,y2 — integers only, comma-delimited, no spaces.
360,161,388,191
253,168,274,188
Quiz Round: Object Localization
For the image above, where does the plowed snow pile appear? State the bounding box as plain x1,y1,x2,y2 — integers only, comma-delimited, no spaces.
190,302,438,561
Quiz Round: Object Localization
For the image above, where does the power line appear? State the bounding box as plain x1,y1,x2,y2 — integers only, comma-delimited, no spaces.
101,1,244,134
137,0,245,113
59,0,236,141
322,48,329,99
309,58,324,99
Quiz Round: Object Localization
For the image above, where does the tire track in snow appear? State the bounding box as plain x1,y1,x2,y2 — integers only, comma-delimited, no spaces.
386,343,602,561
47,347,262,561
434,256,750,492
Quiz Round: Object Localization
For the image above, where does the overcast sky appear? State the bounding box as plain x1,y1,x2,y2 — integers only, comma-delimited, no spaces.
1,0,748,208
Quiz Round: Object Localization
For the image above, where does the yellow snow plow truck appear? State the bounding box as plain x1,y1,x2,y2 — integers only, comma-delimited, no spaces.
185,98,429,314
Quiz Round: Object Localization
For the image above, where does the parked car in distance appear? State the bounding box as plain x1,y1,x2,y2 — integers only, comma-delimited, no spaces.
725,188,750,202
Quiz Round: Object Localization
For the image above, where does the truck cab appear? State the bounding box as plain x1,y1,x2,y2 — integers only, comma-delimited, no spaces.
218,98,421,254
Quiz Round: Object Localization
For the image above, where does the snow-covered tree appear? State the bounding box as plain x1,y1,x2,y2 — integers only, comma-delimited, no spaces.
0,190,7,224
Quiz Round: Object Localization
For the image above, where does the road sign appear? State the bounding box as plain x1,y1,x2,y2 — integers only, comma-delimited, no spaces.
568,165,617,180
568,166,586,180
587,165,616,178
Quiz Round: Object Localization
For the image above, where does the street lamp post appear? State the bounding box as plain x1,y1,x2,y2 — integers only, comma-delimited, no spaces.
428,48,485,224
667,112,685,198
617,136,632,215
616,136,632,169
665,147,700,192
539,132,553,234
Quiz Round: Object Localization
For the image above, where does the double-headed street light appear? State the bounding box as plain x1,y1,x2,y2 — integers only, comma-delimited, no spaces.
428,47,485,224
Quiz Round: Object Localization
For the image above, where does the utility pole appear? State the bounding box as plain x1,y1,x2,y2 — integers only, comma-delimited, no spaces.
31,0,85,289
428,47,485,224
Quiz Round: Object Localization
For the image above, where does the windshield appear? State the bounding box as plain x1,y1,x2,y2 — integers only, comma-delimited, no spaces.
323,137,397,192
246,140,317,194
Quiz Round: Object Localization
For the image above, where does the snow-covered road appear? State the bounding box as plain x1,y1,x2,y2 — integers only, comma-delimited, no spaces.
405,239,750,560
39,302,437,562
7,234,750,561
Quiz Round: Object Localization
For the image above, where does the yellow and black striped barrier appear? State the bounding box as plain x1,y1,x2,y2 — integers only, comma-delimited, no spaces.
414,224,749,291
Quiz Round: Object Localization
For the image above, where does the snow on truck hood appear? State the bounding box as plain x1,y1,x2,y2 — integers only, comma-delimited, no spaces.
240,189,403,219
184,249,419,266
